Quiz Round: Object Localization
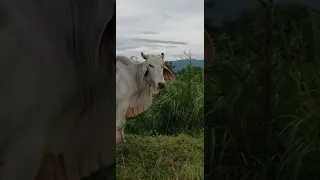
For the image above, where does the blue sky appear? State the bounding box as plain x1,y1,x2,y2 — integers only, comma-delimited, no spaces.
116,0,204,61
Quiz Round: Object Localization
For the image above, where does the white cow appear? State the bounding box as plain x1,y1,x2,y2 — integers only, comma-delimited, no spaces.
116,52,175,144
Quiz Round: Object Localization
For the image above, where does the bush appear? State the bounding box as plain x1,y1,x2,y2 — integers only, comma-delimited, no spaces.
205,2,320,180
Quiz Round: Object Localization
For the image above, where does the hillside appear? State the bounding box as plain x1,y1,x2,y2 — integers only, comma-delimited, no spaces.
169,59,204,72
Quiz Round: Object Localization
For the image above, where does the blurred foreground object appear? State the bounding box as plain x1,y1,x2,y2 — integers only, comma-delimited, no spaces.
205,28,215,63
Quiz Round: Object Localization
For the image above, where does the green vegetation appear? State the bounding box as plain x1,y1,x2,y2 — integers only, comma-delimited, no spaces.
86,61,204,180
125,62,204,136
117,63,204,180
205,1,320,180
116,134,204,180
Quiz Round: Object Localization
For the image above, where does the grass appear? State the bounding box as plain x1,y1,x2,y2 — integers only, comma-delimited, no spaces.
115,64,204,180
85,63,204,180
115,63,204,180
116,134,204,180
204,1,320,180
125,65,204,136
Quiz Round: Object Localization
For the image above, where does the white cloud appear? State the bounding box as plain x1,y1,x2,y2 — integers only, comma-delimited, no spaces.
116,0,204,61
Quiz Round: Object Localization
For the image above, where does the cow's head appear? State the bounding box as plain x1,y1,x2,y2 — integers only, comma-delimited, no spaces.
141,52,175,94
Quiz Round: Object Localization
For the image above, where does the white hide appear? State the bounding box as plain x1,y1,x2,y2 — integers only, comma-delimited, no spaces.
116,52,176,144
116,56,152,144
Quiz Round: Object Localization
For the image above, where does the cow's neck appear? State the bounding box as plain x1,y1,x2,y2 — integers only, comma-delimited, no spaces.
131,62,153,106
132,62,147,92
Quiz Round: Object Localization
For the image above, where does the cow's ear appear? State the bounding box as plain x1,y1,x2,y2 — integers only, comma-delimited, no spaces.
160,52,164,59
204,29,214,63
142,61,149,81
163,66,175,81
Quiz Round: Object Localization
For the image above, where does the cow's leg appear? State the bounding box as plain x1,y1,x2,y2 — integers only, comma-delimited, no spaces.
116,101,130,144
118,120,126,143
116,126,123,144
116,129,121,144
116,119,126,144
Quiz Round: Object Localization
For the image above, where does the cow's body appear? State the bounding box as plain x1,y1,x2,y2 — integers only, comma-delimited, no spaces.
116,57,148,144
115,54,175,145
116,60,137,144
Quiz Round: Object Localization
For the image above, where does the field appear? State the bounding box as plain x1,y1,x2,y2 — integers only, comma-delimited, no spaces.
205,2,320,180
117,63,204,180
118,63,204,180
116,134,203,180
86,62,204,180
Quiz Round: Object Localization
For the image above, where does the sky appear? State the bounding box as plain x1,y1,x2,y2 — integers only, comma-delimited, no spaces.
116,0,204,61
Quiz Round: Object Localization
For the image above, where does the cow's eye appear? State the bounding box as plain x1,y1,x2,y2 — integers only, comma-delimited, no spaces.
149,64,154,68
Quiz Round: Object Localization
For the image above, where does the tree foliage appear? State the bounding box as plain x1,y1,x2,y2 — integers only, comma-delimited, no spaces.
205,2,320,180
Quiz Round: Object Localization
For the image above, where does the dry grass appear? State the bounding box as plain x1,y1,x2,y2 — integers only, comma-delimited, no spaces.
116,134,204,180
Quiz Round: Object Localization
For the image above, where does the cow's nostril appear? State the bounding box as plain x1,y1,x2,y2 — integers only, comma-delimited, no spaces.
158,82,166,89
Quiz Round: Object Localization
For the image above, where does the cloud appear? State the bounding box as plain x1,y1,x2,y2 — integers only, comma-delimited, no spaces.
131,38,188,45
116,0,204,61
141,31,159,35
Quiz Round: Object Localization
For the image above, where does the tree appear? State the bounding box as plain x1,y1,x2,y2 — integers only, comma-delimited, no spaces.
164,61,175,72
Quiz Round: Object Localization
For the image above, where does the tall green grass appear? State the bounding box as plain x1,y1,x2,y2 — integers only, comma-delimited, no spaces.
205,1,320,180
125,64,204,136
